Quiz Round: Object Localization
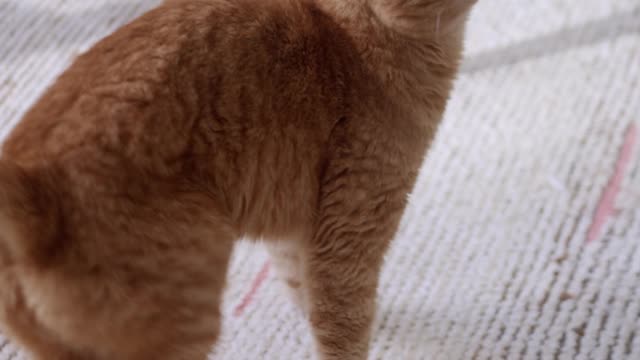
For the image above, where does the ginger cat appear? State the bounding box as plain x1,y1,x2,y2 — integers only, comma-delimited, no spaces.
0,0,476,359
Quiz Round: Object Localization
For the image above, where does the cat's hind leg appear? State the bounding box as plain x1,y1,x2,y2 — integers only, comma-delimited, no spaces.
0,288,90,360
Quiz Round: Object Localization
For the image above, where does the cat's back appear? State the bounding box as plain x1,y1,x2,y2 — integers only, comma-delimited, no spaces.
2,0,359,172
0,0,368,241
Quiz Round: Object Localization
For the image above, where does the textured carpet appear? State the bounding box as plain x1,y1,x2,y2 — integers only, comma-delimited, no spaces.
1,1,639,359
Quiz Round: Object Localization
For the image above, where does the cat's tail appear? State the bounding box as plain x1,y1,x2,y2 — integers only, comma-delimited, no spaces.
372,0,477,38
0,160,59,265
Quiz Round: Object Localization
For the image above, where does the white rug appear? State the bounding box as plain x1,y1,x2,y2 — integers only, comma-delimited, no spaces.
1,1,639,359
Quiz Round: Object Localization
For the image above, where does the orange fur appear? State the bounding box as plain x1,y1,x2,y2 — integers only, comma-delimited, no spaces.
0,0,475,359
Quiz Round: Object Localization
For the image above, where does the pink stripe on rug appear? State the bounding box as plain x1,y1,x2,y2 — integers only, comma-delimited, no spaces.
587,123,638,242
234,261,271,317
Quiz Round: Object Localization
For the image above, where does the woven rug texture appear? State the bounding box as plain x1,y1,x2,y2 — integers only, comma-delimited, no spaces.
1,1,639,359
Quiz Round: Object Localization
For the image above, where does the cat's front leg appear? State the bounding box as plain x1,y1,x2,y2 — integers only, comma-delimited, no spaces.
305,138,415,360
267,240,310,315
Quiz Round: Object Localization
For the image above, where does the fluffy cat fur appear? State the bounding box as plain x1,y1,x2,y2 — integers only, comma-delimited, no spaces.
0,0,476,359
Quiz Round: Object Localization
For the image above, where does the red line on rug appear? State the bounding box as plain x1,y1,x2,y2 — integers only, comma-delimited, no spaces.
587,123,637,242
233,261,271,317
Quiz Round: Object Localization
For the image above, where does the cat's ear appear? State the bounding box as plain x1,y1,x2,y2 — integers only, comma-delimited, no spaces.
0,161,59,265
373,0,478,38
